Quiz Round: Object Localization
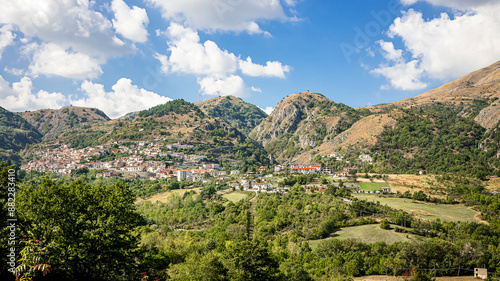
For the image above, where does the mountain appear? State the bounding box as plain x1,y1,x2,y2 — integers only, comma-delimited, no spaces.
18,106,110,140
195,95,267,135
369,60,500,128
249,91,368,163
52,99,269,168
0,106,42,163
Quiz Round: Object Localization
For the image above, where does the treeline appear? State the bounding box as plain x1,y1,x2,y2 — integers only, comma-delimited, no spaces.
4,162,500,280
139,99,205,118
372,103,492,175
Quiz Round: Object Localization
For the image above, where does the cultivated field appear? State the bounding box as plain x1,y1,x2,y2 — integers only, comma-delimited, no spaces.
309,224,425,250
135,187,203,204
358,182,390,191
223,191,252,203
384,174,442,197
354,194,480,223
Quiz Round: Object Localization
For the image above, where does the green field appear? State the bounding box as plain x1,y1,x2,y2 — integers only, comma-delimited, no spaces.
354,194,479,222
357,182,389,191
309,224,425,249
223,192,251,203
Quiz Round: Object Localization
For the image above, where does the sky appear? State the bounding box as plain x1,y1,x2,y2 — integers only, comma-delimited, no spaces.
0,0,500,119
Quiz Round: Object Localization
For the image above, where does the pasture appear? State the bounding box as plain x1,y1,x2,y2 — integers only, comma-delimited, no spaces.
309,224,424,249
354,194,481,223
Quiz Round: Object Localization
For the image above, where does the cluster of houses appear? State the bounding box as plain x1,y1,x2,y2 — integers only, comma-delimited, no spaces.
321,152,374,164
176,164,240,183
20,141,209,179
272,163,356,178
240,179,274,192
20,141,382,193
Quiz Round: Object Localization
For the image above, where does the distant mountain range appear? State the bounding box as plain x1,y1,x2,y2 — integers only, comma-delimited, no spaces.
2,60,500,174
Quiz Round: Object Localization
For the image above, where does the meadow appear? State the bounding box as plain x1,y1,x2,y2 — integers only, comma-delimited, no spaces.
223,191,253,203
309,224,425,250
354,194,480,223
357,182,390,191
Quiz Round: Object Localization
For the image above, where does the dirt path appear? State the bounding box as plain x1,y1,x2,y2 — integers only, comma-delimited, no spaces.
247,191,258,240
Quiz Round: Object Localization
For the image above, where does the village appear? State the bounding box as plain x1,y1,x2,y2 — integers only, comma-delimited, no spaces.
20,140,391,194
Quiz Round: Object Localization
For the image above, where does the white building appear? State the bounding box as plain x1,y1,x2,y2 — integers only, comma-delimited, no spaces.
177,170,189,181
251,182,273,191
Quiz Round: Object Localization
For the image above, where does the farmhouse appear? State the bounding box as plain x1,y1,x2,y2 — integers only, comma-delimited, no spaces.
251,182,273,191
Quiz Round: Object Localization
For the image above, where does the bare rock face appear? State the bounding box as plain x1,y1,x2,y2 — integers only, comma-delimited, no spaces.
250,91,362,163
475,99,500,130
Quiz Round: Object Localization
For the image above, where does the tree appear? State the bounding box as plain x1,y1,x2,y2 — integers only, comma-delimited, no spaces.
380,219,390,230
17,179,141,281
0,162,18,281
223,240,281,281
169,252,228,281
13,239,51,281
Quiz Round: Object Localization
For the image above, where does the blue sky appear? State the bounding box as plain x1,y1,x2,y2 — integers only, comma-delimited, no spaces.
1,0,500,118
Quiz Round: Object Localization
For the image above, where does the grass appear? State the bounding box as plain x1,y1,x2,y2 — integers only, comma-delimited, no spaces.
135,187,203,204
309,224,425,250
358,182,389,191
354,194,479,223
223,191,251,203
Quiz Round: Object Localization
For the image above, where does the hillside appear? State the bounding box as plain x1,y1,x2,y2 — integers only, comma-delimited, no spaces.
0,106,42,163
51,99,269,168
19,106,110,140
293,112,398,164
368,60,500,128
249,91,369,163
195,95,267,135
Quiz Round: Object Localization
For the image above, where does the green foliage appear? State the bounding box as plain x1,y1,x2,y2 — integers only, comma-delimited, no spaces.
17,178,141,280
372,104,490,175
202,97,267,135
0,163,18,280
0,107,42,152
380,219,390,230
223,240,281,281
13,239,51,281
139,99,205,118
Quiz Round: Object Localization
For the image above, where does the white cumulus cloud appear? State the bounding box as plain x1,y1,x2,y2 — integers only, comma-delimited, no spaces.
372,2,500,90
72,78,172,119
156,23,290,97
251,86,262,93
239,57,290,78
28,43,103,79
371,40,427,90
0,0,132,58
0,25,15,59
262,106,274,115
157,23,238,78
112,0,149,43
0,75,67,111
145,0,287,34
197,76,248,98
0,0,136,80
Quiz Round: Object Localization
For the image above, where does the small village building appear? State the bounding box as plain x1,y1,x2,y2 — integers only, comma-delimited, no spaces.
474,268,488,279
251,182,273,191
177,170,189,181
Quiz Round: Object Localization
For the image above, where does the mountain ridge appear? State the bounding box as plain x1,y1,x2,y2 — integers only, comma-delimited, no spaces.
195,95,267,135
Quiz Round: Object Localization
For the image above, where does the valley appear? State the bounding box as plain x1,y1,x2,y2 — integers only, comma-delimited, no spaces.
3,60,500,280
